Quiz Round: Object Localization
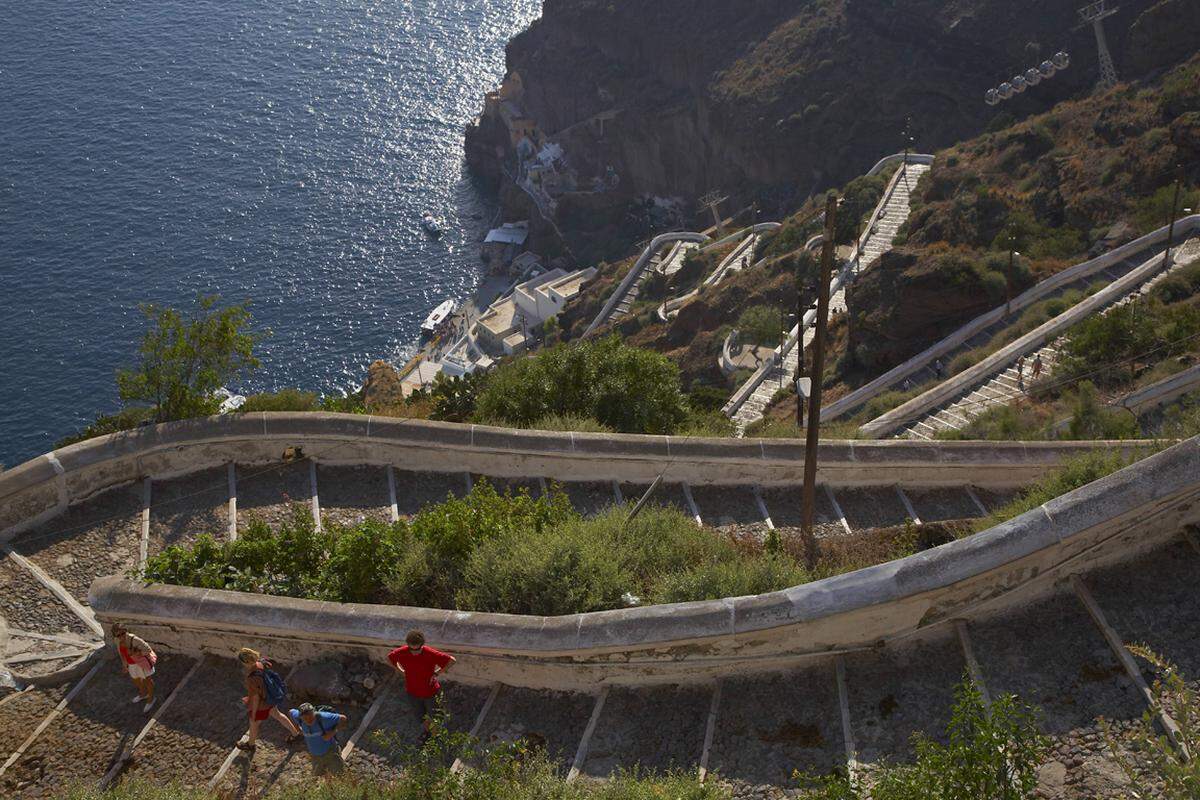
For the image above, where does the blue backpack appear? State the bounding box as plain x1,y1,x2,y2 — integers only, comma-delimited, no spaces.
255,665,287,707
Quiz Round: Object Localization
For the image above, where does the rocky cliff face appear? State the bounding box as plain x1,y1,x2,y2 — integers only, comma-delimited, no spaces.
474,0,1189,236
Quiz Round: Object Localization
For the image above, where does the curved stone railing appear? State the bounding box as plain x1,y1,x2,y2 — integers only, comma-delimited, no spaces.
0,413,1153,538
865,152,935,177
1116,362,1200,415
583,231,710,337
656,223,780,322
86,435,1200,689
860,220,1200,438
826,214,1200,423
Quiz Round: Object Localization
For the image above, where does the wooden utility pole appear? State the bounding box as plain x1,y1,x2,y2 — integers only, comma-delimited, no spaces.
1164,169,1182,268
801,192,838,568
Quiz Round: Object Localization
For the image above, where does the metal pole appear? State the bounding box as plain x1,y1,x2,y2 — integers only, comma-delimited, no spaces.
801,192,838,569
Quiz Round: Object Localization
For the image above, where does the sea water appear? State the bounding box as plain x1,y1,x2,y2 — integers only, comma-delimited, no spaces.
0,0,540,467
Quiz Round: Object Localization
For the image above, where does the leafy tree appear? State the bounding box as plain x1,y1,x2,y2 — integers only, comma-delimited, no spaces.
473,337,691,434
738,305,784,349
429,371,487,423
1066,381,1139,440
835,173,888,245
116,296,260,422
1061,300,1200,387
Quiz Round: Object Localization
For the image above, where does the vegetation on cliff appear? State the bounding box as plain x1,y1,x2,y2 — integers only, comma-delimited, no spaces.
841,54,1200,383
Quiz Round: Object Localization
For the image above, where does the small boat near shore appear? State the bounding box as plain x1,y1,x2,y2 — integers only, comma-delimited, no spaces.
421,298,458,338
421,212,443,237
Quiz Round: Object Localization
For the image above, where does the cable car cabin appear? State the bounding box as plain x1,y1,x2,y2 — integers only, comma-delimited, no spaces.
1039,60,1057,78
1011,75,1027,92
985,88,1001,105
1053,51,1070,70
1024,68,1041,85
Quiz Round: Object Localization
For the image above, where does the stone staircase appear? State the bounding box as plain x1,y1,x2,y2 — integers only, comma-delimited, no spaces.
727,162,930,433
897,239,1200,439
902,343,1062,439
0,455,1196,799
609,242,697,323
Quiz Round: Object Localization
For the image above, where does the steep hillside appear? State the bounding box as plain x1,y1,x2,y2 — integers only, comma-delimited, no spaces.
845,53,1200,378
468,0,1197,261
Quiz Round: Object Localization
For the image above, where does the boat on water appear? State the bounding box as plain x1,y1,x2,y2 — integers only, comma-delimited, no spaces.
421,298,459,338
420,212,443,236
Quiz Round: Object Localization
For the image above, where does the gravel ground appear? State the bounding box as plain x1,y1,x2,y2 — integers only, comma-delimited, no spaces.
837,487,911,530
236,461,312,533
760,487,841,533
0,557,91,637
392,470,465,518
117,657,251,788
619,482,689,515
969,486,1020,513
0,685,68,792
691,485,764,529
14,484,141,602
969,592,1146,799
904,487,980,523
343,683,490,781
1084,538,1200,694
221,702,368,795
708,666,845,797
475,686,595,771
148,468,229,556
345,687,426,782
582,684,710,778
317,465,392,528
10,655,193,798
556,482,618,517
844,631,964,772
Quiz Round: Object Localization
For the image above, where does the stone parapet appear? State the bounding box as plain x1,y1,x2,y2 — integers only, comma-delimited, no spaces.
0,414,1157,536
88,437,1200,689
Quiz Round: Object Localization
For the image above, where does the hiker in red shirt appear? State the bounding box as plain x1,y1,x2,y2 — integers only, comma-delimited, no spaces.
387,629,455,738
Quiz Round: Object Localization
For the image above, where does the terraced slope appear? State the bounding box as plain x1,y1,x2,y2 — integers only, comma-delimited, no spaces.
2,442,1196,799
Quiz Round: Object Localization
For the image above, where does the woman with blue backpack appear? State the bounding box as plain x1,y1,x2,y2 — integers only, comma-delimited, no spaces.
235,647,301,752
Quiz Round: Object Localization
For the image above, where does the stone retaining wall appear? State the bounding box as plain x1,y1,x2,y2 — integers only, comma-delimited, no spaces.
0,414,1154,536
86,436,1200,690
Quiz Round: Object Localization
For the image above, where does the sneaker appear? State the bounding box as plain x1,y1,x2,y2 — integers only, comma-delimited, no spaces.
143,699,156,713
131,695,144,704
235,740,256,752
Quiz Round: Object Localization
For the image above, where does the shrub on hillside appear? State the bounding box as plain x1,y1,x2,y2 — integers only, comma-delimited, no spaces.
798,680,1047,799
55,406,156,449
1065,381,1140,440
473,337,691,434
737,305,784,348
1060,299,1200,388
240,388,319,412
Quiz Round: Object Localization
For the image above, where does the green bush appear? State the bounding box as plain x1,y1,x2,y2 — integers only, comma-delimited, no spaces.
737,305,785,348
798,680,1047,799
1061,299,1200,388
1065,381,1140,440
240,388,319,412
528,414,615,433
650,556,808,604
457,518,630,615
55,406,156,449
473,337,691,435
